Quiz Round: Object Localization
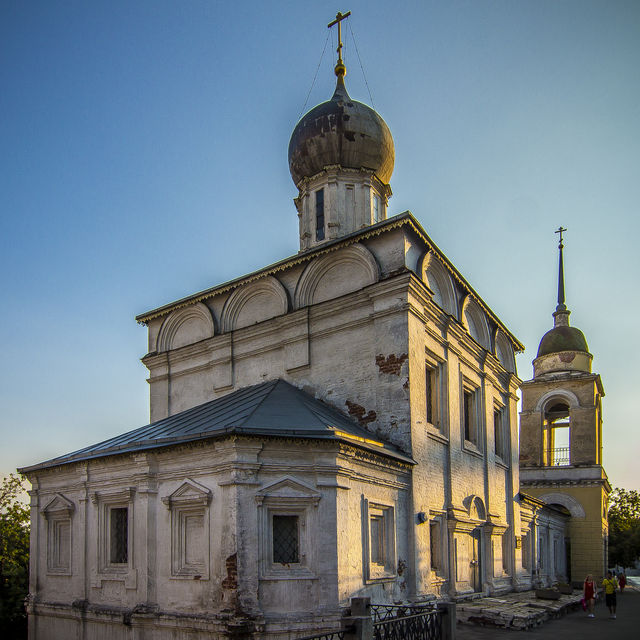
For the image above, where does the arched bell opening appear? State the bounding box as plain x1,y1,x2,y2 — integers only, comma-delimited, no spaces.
543,402,571,467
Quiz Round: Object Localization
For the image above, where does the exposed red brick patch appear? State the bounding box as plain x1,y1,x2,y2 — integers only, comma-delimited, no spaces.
376,353,408,376
346,400,377,426
221,553,238,590
559,352,576,363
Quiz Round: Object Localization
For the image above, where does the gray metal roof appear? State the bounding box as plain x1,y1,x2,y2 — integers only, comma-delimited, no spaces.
20,380,414,473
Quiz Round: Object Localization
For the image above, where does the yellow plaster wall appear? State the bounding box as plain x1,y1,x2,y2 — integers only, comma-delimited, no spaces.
526,484,608,582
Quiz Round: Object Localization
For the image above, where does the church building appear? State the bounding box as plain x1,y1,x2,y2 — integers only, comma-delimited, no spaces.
20,15,607,640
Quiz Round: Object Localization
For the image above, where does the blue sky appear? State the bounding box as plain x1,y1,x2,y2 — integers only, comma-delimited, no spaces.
1,1,638,490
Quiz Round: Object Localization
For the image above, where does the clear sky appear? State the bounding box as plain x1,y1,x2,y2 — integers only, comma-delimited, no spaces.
1,1,638,491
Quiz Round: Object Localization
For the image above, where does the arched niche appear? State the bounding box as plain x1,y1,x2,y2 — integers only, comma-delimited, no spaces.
294,243,379,308
535,389,580,413
221,276,289,332
157,303,215,352
537,492,586,519
461,296,491,350
494,329,516,373
464,495,487,522
420,251,457,317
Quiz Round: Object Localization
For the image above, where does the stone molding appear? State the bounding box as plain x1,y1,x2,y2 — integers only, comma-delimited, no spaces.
156,302,215,352
41,493,75,519
420,250,458,318
220,276,289,333
294,243,379,308
494,329,516,374
534,492,586,518
461,295,491,351
534,388,581,412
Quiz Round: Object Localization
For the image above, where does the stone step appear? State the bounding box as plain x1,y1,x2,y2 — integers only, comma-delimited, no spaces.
456,592,584,630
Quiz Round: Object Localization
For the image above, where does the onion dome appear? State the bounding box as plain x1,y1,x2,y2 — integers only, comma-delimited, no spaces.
288,74,395,187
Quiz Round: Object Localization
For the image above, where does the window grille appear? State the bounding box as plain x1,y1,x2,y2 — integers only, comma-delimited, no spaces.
273,515,299,564
110,507,128,564
550,446,570,466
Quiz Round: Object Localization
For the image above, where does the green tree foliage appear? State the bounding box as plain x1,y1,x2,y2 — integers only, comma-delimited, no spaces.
608,487,640,569
0,474,29,637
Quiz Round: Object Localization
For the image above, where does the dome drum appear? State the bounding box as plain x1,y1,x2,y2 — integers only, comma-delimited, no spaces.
533,350,593,377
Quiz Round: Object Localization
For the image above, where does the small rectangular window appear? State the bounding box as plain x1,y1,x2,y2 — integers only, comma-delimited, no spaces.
370,514,385,565
364,501,396,580
372,193,382,223
494,407,504,459
315,189,325,241
430,521,440,571
463,390,476,442
426,364,440,427
273,515,299,564
110,507,128,564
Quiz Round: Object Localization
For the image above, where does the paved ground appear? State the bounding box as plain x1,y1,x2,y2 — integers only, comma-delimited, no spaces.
456,578,640,640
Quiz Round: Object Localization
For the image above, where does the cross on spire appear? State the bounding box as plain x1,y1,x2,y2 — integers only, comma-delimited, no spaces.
328,10,351,77
555,226,568,312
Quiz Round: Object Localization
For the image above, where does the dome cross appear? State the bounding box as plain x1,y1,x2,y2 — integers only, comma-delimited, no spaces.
328,10,351,77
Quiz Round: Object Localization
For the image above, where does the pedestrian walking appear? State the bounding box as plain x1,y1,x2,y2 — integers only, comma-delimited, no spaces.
619,572,627,593
583,574,596,617
602,570,619,619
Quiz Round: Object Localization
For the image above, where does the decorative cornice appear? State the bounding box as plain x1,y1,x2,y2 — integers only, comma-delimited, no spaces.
134,212,524,353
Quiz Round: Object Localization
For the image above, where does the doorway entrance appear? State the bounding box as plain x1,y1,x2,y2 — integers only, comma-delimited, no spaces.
471,528,482,592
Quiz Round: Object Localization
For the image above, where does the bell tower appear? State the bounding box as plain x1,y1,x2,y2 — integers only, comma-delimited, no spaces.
519,228,610,584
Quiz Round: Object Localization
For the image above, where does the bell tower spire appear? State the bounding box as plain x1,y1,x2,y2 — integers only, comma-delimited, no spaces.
555,226,567,312
552,227,571,329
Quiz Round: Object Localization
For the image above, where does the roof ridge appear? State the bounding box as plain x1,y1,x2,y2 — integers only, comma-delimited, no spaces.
238,378,281,426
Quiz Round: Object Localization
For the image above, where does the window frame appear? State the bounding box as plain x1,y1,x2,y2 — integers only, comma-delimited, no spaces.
461,381,481,448
41,494,75,576
256,477,320,581
372,192,382,223
363,498,396,582
426,364,439,428
493,403,506,461
162,479,212,580
91,487,136,589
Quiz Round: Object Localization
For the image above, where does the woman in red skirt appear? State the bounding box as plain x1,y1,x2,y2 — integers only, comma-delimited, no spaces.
584,574,596,618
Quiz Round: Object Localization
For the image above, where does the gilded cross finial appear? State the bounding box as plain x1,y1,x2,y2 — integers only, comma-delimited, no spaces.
328,10,351,77
555,226,567,248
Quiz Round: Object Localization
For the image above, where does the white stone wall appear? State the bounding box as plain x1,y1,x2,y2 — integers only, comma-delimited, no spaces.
27,435,412,639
